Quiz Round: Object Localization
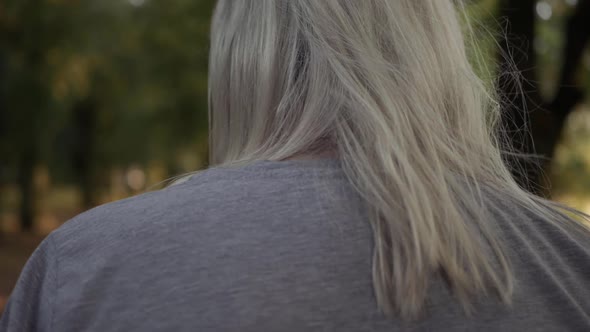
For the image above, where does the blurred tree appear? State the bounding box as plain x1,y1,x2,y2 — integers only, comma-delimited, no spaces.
498,0,590,193
0,0,70,230
70,97,99,209
1,0,213,231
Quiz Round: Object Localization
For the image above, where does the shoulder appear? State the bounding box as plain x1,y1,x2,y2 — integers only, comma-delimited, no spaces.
48,160,346,256
49,166,253,252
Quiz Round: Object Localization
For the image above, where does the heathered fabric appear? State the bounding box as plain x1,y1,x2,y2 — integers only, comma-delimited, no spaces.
1,159,590,331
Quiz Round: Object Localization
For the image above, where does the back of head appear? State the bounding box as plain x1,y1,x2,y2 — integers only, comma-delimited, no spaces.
208,0,590,320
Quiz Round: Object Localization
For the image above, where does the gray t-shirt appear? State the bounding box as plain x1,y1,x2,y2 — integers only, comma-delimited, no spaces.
2,159,590,331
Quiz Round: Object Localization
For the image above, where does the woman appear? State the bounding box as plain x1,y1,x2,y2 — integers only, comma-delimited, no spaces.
2,0,590,331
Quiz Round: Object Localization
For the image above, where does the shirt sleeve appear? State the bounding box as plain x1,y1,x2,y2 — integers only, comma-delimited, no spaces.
0,234,58,332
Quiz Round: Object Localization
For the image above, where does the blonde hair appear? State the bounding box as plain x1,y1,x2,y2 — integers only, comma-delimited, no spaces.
207,0,589,320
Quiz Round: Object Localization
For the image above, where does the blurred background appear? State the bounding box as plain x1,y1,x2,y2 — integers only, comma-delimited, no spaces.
0,0,589,312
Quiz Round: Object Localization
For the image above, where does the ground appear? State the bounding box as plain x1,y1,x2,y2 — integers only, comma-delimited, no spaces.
0,233,44,314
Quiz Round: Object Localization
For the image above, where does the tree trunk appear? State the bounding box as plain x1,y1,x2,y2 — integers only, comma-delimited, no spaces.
17,0,44,232
71,98,98,210
497,0,543,193
17,147,35,231
549,0,590,132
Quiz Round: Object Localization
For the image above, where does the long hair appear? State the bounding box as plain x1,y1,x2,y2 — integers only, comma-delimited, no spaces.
207,0,590,319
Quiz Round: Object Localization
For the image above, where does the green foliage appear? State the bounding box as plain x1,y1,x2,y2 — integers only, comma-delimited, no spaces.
1,0,214,185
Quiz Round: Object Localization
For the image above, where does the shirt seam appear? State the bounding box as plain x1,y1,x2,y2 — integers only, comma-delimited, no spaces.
180,168,345,188
48,234,59,332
